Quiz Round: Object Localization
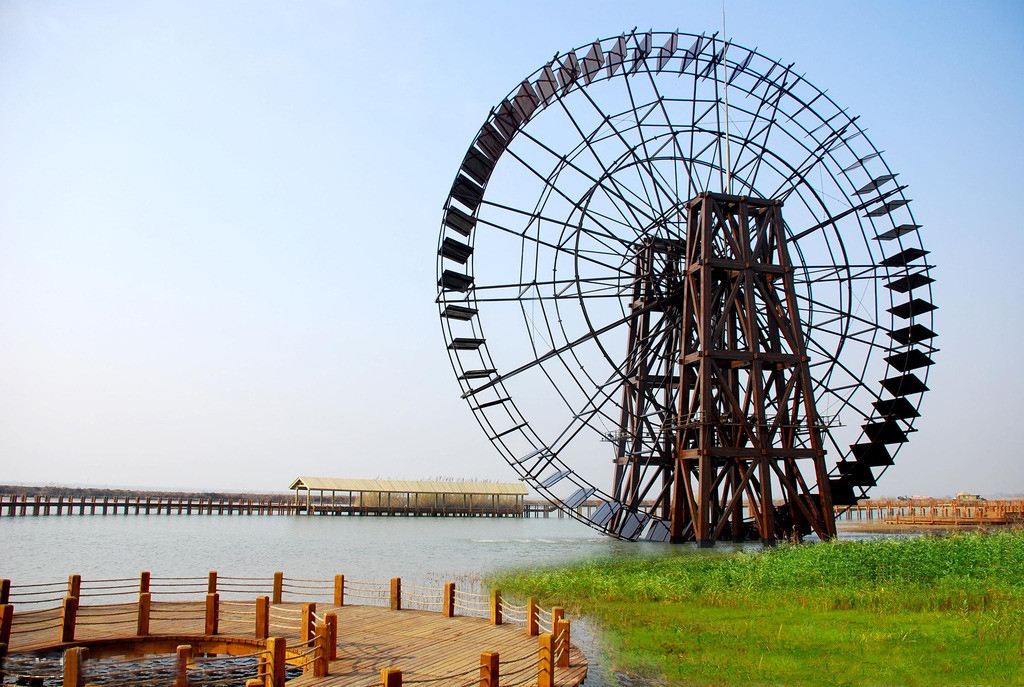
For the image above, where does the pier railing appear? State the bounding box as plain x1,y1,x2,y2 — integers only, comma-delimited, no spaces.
0,571,576,687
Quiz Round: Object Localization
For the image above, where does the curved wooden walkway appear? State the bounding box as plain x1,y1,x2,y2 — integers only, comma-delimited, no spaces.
0,574,587,687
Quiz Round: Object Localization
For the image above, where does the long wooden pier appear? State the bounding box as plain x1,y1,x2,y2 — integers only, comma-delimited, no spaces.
0,572,587,687
0,493,524,518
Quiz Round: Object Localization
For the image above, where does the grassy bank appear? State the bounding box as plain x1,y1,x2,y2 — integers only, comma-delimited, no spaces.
490,531,1024,686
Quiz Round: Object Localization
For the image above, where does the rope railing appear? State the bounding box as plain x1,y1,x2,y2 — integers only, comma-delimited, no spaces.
4,595,65,606
8,580,66,590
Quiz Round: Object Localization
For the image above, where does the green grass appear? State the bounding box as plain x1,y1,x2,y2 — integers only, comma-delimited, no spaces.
490,531,1024,686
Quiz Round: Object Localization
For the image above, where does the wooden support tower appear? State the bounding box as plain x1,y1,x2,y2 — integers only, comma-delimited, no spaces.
611,193,837,545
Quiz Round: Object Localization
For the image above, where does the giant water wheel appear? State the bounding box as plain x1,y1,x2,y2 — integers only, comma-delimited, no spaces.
436,30,935,545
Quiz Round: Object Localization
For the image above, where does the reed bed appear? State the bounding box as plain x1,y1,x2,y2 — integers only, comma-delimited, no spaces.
490,530,1024,686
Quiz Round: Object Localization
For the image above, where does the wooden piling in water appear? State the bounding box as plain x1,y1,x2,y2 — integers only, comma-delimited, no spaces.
63,646,87,687
174,645,191,687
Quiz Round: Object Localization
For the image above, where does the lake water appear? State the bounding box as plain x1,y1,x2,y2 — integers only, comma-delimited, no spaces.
0,515,892,686
3,515,696,686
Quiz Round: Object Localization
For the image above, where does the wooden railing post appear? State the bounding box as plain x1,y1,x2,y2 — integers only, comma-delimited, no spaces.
325,612,338,661
480,651,499,687
255,596,269,639
267,637,287,687
60,595,79,642
207,570,218,595
63,646,88,687
0,604,13,656
0,579,9,604
272,572,283,604
67,574,81,599
390,577,401,611
205,593,219,635
526,597,538,636
555,618,571,668
137,592,151,636
313,620,329,677
537,633,555,687
139,571,150,594
333,574,345,607
490,589,502,625
174,644,191,687
301,603,316,644
381,667,402,687
442,582,455,617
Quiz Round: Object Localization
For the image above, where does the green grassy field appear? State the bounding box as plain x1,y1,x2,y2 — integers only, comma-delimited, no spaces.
490,531,1024,686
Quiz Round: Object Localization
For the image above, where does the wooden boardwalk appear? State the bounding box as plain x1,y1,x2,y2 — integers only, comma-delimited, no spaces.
4,598,587,687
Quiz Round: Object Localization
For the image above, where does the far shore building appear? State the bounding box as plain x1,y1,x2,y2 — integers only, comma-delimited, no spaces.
288,476,528,517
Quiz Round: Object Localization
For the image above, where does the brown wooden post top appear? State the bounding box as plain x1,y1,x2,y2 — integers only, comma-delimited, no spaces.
255,596,269,639
174,645,191,687
0,604,13,654
443,582,455,618
333,574,345,607
60,596,79,643
390,577,401,611
0,579,9,605
63,646,88,687
272,572,284,604
301,603,316,644
137,592,151,636
555,618,571,668
139,571,150,595
537,633,555,687
551,607,564,626
67,574,82,599
266,637,287,687
490,589,502,625
381,667,403,687
480,651,499,687
205,593,219,636
313,620,329,677
526,597,539,636
325,612,338,661
207,570,218,595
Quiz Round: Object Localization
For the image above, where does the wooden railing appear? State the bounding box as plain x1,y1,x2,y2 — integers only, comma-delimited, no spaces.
0,571,575,687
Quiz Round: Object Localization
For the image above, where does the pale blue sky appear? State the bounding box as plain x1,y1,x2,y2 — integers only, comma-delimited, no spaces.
1,1,1022,496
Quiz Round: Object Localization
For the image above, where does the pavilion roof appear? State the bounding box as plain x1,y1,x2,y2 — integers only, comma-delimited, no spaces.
288,476,527,496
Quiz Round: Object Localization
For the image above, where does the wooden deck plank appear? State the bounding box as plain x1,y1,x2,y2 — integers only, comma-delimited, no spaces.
6,601,587,687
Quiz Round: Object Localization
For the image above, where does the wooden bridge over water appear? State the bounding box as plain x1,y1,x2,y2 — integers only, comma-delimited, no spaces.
3,489,1020,529
0,571,586,687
